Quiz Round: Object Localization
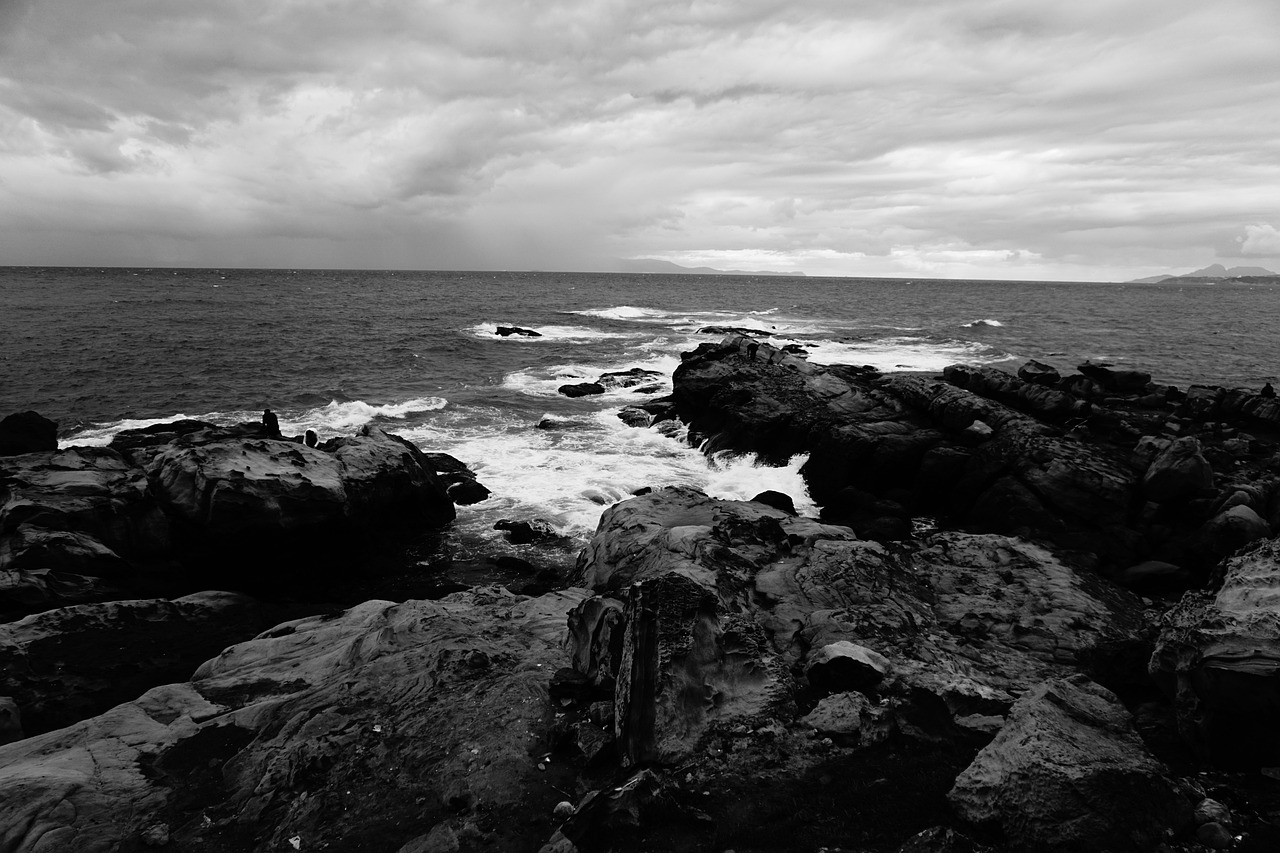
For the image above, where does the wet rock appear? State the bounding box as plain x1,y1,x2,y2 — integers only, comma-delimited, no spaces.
1150,537,1280,766
495,325,541,337
0,587,590,853
420,452,491,506
617,406,654,428
948,675,1188,850
108,418,219,468
598,368,663,390
495,518,562,544
751,490,796,515
697,326,774,337
0,411,57,457
558,382,606,398
1197,822,1234,849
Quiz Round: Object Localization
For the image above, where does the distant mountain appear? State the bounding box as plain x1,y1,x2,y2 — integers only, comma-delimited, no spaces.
614,258,804,277
1131,263,1278,283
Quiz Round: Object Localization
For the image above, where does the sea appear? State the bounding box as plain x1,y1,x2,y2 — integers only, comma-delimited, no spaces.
3,266,1278,571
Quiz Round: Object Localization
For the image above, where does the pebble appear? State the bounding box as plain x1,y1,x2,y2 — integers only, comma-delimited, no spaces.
553,801,575,818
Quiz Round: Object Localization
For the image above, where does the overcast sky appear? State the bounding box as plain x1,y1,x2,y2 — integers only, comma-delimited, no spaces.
1,0,1277,280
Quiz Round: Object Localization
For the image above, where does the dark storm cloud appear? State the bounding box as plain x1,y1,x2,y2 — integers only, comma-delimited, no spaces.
0,0,1276,278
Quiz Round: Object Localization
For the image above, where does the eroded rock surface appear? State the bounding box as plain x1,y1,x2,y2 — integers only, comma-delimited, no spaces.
1150,537,1280,766
949,675,1189,850
568,487,1148,766
0,587,589,853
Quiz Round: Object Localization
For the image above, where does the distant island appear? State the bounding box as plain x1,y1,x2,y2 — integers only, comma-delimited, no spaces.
613,257,805,277
1131,263,1279,284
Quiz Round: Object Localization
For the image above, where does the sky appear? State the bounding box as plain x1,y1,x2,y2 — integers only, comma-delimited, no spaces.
1,0,1278,281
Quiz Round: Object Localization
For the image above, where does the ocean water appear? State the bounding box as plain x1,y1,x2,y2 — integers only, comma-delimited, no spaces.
4,266,1279,564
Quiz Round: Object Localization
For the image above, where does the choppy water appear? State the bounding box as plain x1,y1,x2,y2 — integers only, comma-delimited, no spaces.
4,266,1278,561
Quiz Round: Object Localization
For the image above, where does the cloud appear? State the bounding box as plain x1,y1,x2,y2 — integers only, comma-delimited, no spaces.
0,0,1277,278
1238,223,1280,256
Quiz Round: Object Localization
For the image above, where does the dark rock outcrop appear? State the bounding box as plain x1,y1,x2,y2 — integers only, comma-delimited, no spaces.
495,325,541,337
1149,538,1280,767
670,336,1280,578
558,382,606,398
0,591,277,735
0,412,57,457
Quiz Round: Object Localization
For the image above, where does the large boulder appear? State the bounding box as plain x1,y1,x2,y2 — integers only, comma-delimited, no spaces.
146,424,454,563
0,446,171,573
1149,537,1280,766
569,487,1149,765
1142,437,1214,503
0,412,57,457
0,587,589,853
948,675,1188,850
0,591,277,735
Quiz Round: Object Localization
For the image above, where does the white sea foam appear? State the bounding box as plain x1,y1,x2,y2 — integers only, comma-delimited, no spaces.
961,318,1005,328
572,306,674,321
501,354,681,399
796,336,1003,372
400,409,816,544
467,322,639,342
64,397,447,448
286,397,447,434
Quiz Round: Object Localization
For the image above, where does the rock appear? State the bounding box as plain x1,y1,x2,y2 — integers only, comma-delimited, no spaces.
1143,436,1214,502
0,411,57,456
420,452,491,506
0,696,21,745
148,425,453,562
0,524,129,577
539,770,661,853
446,479,490,505
570,488,1148,765
108,418,218,468
751,490,796,515
0,446,172,570
1194,797,1232,826
597,368,663,390
0,591,277,735
325,426,456,530
896,826,989,853
804,641,892,695
1077,361,1152,395
1191,504,1271,564
1197,822,1234,849
0,569,124,618
558,383,606,398
1113,560,1191,593
1017,360,1061,386
799,691,891,741
948,675,1188,850
494,518,561,545
0,587,591,853
617,406,654,428
1149,537,1280,766
495,325,541,337
696,326,774,337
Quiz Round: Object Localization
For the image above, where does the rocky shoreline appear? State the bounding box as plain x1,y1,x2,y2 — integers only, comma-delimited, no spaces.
3,336,1280,851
